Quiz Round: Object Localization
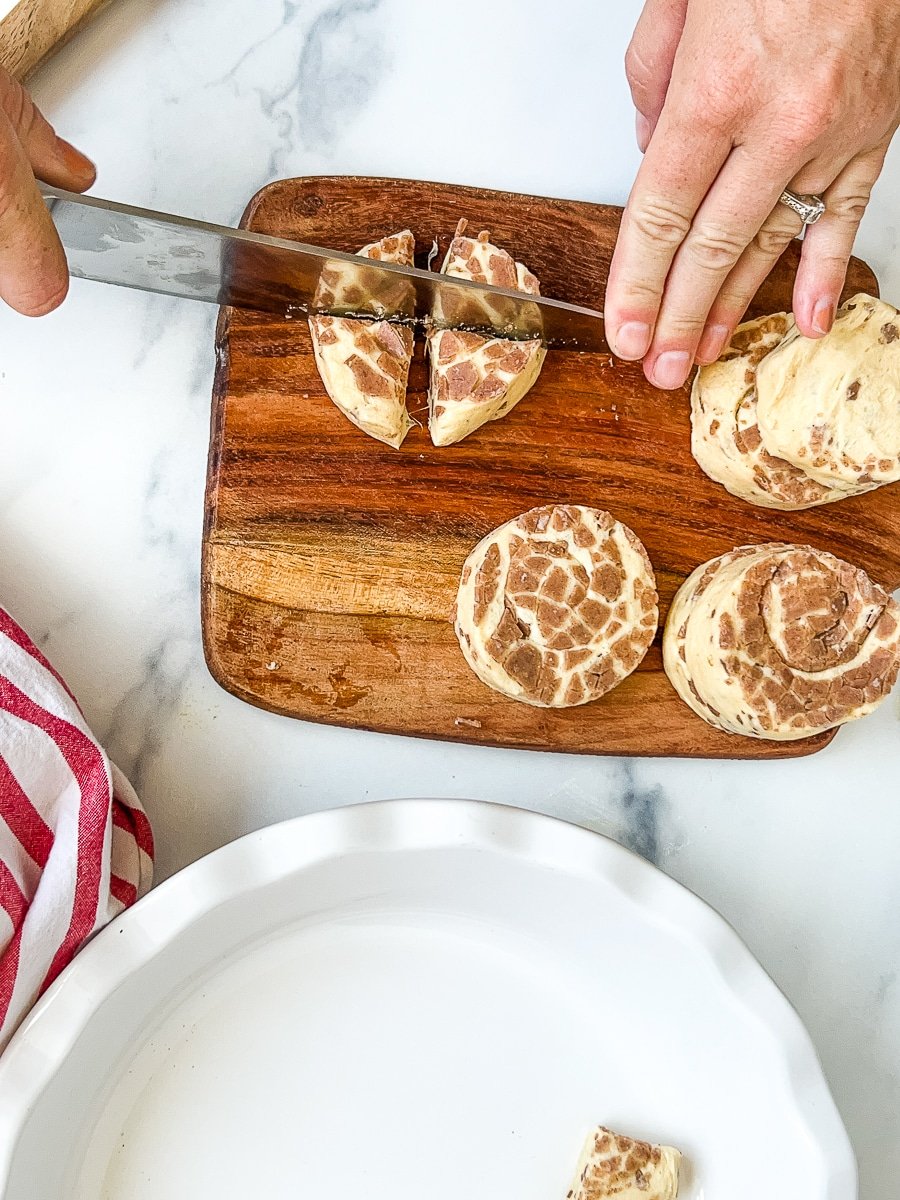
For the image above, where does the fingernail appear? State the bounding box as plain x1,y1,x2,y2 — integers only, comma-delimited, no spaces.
696,323,731,364
613,320,652,361
55,138,96,186
651,350,692,390
635,112,651,154
812,298,836,336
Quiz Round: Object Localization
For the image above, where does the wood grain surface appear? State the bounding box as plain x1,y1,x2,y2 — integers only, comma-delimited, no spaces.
203,177,898,759
0,0,111,79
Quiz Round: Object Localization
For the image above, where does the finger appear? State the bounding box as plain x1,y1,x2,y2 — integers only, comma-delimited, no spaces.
625,0,689,152
642,143,801,387
695,155,855,361
0,70,95,192
606,108,733,362
792,144,889,338
694,202,805,364
0,109,69,316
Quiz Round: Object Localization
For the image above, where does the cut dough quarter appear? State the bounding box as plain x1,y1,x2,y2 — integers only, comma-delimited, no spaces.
566,1126,682,1200
691,313,868,510
454,505,658,708
664,543,900,741
756,293,900,489
309,231,416,449
428,221,547,447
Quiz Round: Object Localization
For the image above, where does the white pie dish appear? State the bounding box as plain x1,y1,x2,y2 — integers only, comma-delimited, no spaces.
0,799,856,1199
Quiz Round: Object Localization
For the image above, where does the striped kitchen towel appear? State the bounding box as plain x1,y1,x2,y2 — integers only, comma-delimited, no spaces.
0,606,153,1051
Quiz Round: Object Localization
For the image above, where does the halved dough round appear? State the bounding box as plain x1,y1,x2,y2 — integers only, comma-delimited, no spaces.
309,231,416,449
428,221,547,447
568,1126,681,1200
756,293,900,489
691,313,866,509
454,504,658,708
664,543,900,741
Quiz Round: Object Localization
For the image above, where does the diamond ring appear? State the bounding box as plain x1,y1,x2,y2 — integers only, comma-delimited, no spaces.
779,189,826,226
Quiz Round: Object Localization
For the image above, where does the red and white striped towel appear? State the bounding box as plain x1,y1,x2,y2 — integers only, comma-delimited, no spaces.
0,605,153,1051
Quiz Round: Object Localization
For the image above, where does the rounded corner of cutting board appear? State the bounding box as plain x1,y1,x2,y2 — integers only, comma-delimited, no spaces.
202,176,894,761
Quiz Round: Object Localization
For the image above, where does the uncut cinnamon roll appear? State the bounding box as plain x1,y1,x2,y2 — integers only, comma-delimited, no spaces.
691,313,871,509
454,505,658,708
664,544,900,740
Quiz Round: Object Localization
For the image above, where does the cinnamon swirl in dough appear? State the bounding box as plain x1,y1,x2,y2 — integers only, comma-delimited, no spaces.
664,544,900,740
566,1126,681,1200
454,505,658,708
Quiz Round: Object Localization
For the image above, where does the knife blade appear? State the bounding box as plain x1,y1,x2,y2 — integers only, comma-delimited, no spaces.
41,186,609,352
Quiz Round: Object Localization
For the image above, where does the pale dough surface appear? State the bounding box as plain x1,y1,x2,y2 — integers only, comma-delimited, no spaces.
756,293,900,488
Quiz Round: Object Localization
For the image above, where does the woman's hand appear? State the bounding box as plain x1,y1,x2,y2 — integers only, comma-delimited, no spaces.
0,67,95,316
607,0,900,389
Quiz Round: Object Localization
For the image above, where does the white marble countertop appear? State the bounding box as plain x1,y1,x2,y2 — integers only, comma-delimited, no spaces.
2,0,898,1190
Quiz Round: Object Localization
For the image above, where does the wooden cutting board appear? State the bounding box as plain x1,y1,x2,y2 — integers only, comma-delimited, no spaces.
0,0,111,79
203,177,899,759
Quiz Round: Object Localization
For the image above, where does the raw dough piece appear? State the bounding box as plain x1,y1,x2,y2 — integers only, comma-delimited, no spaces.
664,543,900,741
454,504,658,708
691,313,870,509
756,293,900,489
566,1126,681,1200
428,220,547,446
309,231,416,449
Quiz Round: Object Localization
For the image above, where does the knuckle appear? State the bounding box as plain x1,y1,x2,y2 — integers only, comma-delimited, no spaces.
828,190,871,225
612,276,663,309
686,76,747,130
752,221,797,258
685,225,746,272
624,43,651,93
0,182,24,229
658,314,706,341
629,198,692,250
776,103,834,152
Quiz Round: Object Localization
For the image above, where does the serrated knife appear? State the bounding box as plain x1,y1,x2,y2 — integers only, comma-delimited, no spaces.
42,186,609,351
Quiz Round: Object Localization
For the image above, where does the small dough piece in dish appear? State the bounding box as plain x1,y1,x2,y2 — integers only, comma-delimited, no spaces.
428,220,547,447
309,231,416,449
756,293,900,489
566,1125,682,1200
664,543,900,741
454,504,658,708
691,313,869,510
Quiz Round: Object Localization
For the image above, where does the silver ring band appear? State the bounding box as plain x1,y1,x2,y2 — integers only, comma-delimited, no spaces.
779,189,826,226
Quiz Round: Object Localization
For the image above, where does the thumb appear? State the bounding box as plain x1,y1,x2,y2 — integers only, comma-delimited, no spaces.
0,108,70,315
0,69,95,191
625,0,689,152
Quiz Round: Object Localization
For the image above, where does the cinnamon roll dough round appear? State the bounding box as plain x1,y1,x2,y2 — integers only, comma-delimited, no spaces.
454,505,658,708
691,313,868,510
664,543,900,740
756,293,900,489
309,230,416,449
428,221,546,447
